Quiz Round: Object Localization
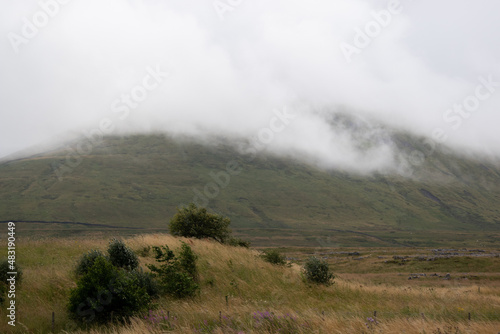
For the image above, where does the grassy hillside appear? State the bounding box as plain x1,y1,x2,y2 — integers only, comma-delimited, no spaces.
0,234,499,333
0,130,499,247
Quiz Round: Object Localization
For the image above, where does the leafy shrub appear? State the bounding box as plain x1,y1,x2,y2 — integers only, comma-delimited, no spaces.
0,258,22,305
0,282,6,305
260,249,287,266
163,270,198,299
178,242,198,280
68,257,150,324
107,239,139,271
227,237,251,248
147,244,199,298
130,268,160,299
75,250,107,277
0,258,23,284
303,256,334,285
169,203,231,243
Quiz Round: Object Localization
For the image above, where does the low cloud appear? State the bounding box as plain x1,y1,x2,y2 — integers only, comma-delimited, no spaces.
1,0,499,173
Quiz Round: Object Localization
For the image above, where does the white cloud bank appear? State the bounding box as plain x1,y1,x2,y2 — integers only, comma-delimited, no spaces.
0,0,499,172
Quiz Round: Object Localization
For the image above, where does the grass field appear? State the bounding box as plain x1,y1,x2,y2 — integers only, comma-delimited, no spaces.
6,221,500,249
1,233,499,333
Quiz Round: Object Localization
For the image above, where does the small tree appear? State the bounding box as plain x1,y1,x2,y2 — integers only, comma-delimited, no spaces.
147,244,199,298
169,203,231,243
107,238,139,271
303,256,334,285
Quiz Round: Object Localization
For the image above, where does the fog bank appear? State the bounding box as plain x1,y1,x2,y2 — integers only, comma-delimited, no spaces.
1,0,499,172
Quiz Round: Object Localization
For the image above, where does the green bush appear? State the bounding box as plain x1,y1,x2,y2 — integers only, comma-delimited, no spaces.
303,256,334,285
0,258,23,284
107,239,139,271
169,203,231,243
227,237,251,248
147,244,199,298
0,282,6,305
260,249,287,266
178,242,198,280
75,250,107,277
68,257,150,324
0,258,23,305
162,270,198,298
130,268,160,299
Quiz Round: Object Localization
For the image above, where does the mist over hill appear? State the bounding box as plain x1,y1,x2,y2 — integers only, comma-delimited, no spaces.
0,116,499,247
1,1,500,163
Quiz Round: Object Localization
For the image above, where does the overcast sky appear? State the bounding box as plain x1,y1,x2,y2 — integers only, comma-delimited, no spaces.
1,0,499,172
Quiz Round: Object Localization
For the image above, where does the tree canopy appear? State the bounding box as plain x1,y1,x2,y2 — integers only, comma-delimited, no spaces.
169,203,231,243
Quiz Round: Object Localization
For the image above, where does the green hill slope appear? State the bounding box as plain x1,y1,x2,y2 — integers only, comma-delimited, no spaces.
0,130,499,247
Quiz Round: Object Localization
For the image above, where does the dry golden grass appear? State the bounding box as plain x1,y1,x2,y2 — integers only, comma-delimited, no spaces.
0,234,499,333
75,317,500,334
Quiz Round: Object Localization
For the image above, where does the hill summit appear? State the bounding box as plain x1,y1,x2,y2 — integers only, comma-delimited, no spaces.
0,122,499,247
